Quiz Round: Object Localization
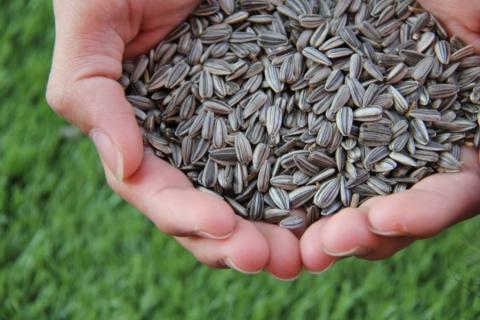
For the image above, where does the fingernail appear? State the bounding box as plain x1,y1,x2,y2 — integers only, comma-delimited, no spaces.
271,273,300,281
368,221,407,236
194,230,233,240
323,246,370,257
223,257,261,274
90,128,123,180
309,260,335,275
368,226,406,236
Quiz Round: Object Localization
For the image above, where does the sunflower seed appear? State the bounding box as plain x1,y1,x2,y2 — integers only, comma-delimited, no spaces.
289,186,317,208
388,85,408,114
363,146,389,169
336,107,353,136
408,109,441,122
124,0,480,226
389,151,417,167
234,133,253,164
269,187,290,210
302,47,332,66
257,161,271,193
248,192,264,220
294,154,318,176
412,56,435,83
279,215,305,229
299,14,324,28
204,59,234,75
349,53,363,79
258,31,289,48
428,84,459,99
203,99,233,115
314,177,340,208
363,60,385,81
451,44,475,61
354,107,383,122
201,24,232,44
438,152,462,172
359,123,392,146
435,40,451,64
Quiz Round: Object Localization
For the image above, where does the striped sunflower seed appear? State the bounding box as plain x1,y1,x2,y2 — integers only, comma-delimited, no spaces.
314,177,340,209
123,0,480,227
235,133,253,164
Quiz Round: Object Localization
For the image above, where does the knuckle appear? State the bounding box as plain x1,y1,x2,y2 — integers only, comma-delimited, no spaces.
45,81,72,118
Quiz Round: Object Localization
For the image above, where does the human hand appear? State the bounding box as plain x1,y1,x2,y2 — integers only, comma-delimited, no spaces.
418,0,480,50
46,0,302,280
301,147,480,272
300,1,480,273
167,1,480,275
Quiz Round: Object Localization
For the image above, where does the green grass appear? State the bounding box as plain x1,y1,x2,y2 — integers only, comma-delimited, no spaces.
1,1,480,319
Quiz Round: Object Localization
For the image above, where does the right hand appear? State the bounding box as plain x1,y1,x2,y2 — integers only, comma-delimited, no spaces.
300,1,480,272
46,0,302,280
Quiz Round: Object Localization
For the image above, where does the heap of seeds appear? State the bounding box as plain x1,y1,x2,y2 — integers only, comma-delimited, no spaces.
120,0,480,228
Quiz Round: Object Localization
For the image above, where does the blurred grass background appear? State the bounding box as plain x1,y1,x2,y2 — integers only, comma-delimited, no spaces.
1,1,480,319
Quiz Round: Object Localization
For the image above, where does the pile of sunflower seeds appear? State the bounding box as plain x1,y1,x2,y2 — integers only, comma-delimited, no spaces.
121,0,480,228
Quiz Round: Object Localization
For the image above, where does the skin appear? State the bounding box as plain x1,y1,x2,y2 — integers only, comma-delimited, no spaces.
46,0,480,279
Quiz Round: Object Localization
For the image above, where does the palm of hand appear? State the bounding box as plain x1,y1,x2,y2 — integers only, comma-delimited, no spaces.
48,0,480,278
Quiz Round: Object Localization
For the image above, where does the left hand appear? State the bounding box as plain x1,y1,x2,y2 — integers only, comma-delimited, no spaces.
46,0,303,280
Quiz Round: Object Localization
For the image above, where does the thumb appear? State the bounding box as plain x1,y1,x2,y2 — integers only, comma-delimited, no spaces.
46,1,143,180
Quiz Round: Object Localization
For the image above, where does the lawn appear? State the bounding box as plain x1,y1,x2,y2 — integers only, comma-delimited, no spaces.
1,1,479,319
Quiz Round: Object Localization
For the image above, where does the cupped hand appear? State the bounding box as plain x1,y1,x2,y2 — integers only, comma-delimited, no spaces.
46,0,302,280
301,2,480,273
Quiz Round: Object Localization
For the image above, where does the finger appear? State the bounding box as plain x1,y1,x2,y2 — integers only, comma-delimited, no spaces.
124,0,201,57
316,208,377,257
47,1,142,179
104,150,237,239
176,217,269,273
300,217,337,273
254,223,302,280
311,207,414,260
368,148,480,237
47,78,144,181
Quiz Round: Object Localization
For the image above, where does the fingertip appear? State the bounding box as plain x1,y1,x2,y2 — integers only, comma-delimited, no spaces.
319,208,372,254
194,190,238,238
224,218,270,273
308,260,335,275
367,195,412,236
302,249,336,273
177,217,269,273
156,188,238,239
300,218,336,272
255,223,302,280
